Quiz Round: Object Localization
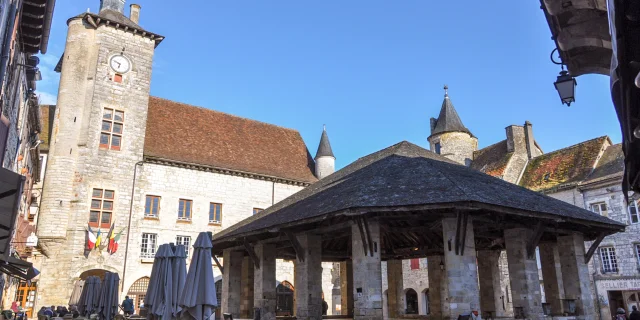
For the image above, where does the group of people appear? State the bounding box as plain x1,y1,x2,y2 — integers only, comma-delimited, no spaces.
617,306,640,320
36,306,79,319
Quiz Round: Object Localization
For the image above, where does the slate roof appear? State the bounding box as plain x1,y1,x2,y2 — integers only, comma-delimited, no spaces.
519,136,609,191
471,140,512,178
315,128,334,158
214,141,623,243
429,92,473,138
584,143,624,183
144,97,317,184
39,105,55,152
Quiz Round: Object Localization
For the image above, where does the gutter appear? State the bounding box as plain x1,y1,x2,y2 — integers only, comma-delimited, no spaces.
121,161,143,292
39,0,56,54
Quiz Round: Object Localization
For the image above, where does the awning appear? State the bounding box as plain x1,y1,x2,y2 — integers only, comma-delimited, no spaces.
0,255,39,280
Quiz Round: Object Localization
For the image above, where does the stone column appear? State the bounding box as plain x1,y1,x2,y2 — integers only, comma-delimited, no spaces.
352,220,383,320
442,217,481,319
504,228,544,320
221,250,243,318
427,255,444,319
240,256,255,318
294,233,323,320
254,242,277,320
539,242,564,315
477,250,502,317
340,261,354,316
387,259,405,318
557,233,596,318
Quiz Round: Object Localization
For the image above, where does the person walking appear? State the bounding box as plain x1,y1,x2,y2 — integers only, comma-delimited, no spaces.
629,306,640,320
617,307,628,320
121,296,134,316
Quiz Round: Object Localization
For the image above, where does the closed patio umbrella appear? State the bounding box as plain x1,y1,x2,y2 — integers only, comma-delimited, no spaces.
171,245,188,319
97,272,120,320
179,233,217,320
153,244,174,320
69,279,85,306
144,244,164,318
78,276,101,317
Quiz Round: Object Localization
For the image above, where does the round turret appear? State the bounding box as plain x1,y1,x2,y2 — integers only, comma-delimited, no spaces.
315,126,335,179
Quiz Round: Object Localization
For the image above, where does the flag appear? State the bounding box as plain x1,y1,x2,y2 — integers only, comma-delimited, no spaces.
101,224,114,251
109,228,125,254
95,229,102,249
86,224,96,250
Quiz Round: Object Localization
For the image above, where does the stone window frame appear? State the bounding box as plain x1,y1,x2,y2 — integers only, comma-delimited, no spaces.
89,188,114,229
599,246,619,273
177,198,193,222
100,108,124,151
628,200,640,225
588,200,610,218
176,235,191,257
209,202,222,225
144,195,161,218
140,233,157,259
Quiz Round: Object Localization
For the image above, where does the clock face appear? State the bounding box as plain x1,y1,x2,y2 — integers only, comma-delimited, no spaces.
109,55,131,74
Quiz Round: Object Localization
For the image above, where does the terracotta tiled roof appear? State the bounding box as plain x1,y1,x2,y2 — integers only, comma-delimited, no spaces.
144,97,317,183
39,105,55,152
585,143,624,182
471,140,512,178
519,136,609,191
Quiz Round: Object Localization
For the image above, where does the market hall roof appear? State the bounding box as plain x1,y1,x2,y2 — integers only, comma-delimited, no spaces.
144,97,317,184
519,136,610,192
212,141,623,252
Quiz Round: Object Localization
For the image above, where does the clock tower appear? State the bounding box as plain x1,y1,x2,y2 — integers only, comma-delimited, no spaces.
36,0,163,307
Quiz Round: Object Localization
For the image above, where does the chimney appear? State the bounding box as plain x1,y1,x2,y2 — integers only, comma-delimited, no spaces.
100,0,126,14
430,118,437,134
130,4,141,24
505,125,526,153
524,121,538,159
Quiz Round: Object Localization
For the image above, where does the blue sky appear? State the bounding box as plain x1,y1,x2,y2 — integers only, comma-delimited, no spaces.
37,1,621,169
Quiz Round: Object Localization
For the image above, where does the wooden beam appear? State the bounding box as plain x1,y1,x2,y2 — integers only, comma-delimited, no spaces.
362,217,375,256
355,218,369,256
212,255,224,274
585,232,606,264
285,232,305,262
243,238,260,269
460,212,469,256
527,222,545,259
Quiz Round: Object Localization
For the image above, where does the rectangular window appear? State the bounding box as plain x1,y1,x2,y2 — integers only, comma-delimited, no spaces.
141,233,157,259
599,247,618,273
89,188,114,228
590,202,609,217
410,258,420,270
629,200,640,224
176,235,191,257
434,142,441,155
100,108,124,151
209,203,222,224
178,199,192,221
253,208,264,215
145,195,160,218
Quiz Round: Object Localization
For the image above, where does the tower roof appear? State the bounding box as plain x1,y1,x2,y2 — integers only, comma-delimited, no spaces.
315,126,335,159
429,85,473,138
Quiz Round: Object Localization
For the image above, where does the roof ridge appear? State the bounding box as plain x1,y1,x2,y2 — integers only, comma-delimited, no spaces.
474,139,507,155
534,136,608,158
149,96,302,133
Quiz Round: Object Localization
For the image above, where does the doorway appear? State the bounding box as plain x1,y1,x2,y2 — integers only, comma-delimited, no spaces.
126,277,149,315
276,281,294,316
609,291,624,318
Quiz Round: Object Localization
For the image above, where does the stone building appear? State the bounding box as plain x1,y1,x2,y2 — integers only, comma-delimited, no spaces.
34,0,336,313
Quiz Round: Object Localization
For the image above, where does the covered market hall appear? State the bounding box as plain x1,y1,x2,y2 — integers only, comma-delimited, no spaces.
211,141,625,320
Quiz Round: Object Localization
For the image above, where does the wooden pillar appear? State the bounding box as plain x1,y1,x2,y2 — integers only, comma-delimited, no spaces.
340,261,354,316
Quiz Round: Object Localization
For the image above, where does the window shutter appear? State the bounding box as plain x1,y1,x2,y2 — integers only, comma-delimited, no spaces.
410,258,420,270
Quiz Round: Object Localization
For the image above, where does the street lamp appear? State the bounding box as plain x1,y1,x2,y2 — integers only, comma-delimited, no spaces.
554,70,577,106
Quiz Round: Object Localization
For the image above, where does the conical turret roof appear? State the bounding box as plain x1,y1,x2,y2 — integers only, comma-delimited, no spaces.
315,126,335,159
429,86,473,138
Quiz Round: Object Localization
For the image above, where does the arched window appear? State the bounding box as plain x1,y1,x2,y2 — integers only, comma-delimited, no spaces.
405,289,418,314
276,281,294,316
127,277,150,315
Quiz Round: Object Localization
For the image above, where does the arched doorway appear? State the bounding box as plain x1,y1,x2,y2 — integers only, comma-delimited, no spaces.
405,289,418,314
276,281,294,316
422,288,429,315
79,269,108,280
126,277,149,315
